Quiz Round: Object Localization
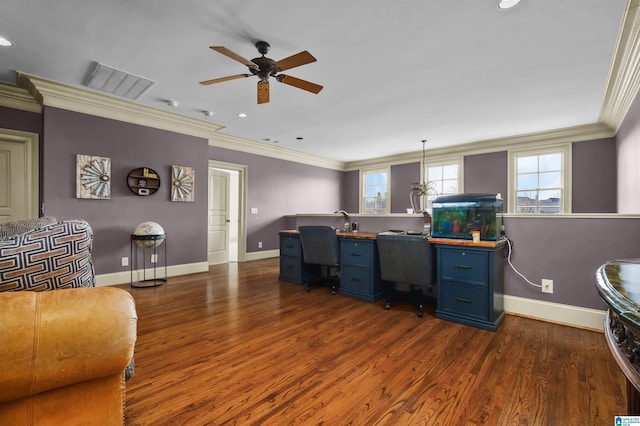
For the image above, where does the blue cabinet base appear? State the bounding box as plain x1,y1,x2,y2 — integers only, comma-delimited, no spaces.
436,310,505,332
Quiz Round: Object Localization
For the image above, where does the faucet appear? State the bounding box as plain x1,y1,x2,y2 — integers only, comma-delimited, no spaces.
334,210,350,232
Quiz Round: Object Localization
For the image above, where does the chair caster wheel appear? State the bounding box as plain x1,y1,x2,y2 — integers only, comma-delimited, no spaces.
417,305,424,317
331,289,336,295
384,302,391,310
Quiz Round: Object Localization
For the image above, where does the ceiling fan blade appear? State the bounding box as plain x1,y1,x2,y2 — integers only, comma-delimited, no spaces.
257,81,270,104
276,74,323,94
199,74,252,85
210,46,258,69
274,51,317,72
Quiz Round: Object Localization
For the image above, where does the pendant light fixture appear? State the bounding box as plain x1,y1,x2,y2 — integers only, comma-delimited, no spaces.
409,139,438,214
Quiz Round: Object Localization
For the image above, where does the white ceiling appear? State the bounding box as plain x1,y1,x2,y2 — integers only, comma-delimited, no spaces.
0,0,629,162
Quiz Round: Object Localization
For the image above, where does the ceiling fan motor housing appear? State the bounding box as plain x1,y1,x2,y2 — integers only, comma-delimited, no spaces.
250,56,277,81
255,41,271,55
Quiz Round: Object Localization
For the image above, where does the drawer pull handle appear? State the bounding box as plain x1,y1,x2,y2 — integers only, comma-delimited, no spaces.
349,278,361,282
455,297,472,304
455,264,472,270
350,253,361,257
285,245,294,249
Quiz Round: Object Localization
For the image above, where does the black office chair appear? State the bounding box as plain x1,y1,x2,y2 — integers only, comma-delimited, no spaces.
298,226,340,294
376,233,436,317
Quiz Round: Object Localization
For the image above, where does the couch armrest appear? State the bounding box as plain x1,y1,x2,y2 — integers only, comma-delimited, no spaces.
0,287,137,403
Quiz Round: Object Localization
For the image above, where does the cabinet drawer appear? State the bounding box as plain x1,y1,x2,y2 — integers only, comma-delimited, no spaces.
280,236,300,257
280,255,300,279
340,240,372,268
439,249,488,285
439,281,489,321
341,265,371,294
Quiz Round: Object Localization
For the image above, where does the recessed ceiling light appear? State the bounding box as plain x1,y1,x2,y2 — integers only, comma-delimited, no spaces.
203,110,214,117
0,36,13,47
167,100,178,107
498,0,521,9
237,113,248,118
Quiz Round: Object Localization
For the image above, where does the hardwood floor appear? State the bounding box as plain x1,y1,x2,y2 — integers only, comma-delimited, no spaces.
118,258,626,425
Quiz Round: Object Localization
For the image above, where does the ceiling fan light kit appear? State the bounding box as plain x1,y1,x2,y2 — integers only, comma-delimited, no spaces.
199,41,323,104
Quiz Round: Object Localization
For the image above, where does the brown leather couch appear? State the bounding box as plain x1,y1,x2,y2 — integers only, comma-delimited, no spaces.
0,287,137,425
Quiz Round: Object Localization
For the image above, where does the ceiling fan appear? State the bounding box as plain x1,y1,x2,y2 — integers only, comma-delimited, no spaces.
199,41,323,104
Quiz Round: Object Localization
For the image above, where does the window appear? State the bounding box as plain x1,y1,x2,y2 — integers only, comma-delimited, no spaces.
509,145,571,214
361,168,389,214
424,159,462,210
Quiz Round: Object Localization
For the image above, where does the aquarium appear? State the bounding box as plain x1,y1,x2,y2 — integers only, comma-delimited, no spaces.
431,193,503,241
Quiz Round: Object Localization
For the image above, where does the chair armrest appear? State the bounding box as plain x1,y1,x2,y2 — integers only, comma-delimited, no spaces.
0,287,137,403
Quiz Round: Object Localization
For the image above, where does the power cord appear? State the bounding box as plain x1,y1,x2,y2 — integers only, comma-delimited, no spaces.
504,236,542,288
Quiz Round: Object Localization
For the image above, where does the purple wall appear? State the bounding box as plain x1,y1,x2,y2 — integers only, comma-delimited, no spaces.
208,146,343,252
0,105,42,135
572,138,617,213
42,107,209,275
503,216,640,310
464,151,508,205
341,170,359,213
390,163,420,213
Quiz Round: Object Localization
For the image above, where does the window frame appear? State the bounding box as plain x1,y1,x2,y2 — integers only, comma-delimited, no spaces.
508,144,572,214
359,166,390,214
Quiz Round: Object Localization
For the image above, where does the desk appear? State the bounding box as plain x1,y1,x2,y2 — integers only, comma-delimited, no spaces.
595,260,640,414
278,230,506,330
279,230,382,301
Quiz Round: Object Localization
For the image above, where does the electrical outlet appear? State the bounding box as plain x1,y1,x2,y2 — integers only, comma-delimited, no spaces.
151,253,158,264
258,241,263,249
542,279,553,294
121,256,129,267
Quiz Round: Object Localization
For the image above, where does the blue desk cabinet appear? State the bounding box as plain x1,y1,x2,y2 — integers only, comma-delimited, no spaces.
279,233,316,284
434,241,505,331
339,237,383,302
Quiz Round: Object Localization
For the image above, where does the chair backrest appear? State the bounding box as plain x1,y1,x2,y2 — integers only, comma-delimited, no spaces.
298,226,340,267
376,234,434,287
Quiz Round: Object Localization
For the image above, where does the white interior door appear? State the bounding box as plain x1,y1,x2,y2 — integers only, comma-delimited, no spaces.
0,131,38,223
208,167,230,264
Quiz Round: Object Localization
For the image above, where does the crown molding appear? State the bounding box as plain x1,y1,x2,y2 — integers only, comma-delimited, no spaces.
208,133,346,170
599,0,640,131
344,122,615,171
0,81,41,113
16,72,224,139
15,72,346,170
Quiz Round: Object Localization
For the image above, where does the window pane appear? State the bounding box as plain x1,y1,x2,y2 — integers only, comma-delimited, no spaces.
365,174,376,185
539,171,561,189
443,179,458,194
428,166,442,180
539,153,561,172
365,187,377,197
517,174,537,190
517,156,538,173
443,164,458,179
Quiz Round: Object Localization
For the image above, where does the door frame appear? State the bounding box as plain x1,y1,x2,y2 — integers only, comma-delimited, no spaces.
208,159,247,262
0,128,39,220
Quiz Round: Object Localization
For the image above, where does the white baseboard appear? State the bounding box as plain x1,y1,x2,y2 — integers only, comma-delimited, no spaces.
95,261,210,287
244,249,279,262
504,295,605,331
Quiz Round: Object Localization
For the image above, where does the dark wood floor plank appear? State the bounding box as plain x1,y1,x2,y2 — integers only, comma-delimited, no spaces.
118,258,626,425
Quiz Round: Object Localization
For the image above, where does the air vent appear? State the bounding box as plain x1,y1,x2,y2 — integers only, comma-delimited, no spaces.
84,63,156,100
